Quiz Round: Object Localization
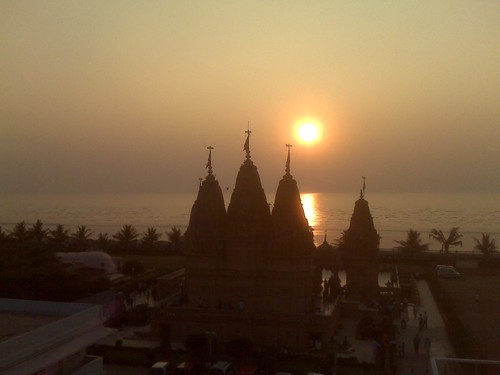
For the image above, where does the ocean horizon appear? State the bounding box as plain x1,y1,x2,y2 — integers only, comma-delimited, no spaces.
0,191,498,251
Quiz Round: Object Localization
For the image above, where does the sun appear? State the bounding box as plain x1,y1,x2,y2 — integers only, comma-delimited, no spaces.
296,120,321,144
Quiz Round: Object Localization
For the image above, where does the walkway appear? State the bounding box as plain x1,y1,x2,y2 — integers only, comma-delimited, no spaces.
396,280,455,374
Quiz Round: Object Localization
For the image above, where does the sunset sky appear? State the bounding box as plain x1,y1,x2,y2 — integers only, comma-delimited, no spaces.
1,1,499,195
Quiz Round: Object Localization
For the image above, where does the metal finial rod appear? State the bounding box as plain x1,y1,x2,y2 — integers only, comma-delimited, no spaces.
285,143,292,174
243,125,252,159
206,146,214,174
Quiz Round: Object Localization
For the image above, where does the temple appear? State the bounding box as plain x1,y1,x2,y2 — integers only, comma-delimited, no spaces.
152,133,335,350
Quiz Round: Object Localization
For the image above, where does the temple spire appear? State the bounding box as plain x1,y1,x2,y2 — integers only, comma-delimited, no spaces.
243,124,252,159
206,146,214,175
285,143,292,175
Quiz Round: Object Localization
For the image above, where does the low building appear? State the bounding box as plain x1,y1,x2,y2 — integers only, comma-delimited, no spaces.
0,298,112,375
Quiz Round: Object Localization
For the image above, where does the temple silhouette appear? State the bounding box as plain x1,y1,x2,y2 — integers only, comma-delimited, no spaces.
152,130,381,351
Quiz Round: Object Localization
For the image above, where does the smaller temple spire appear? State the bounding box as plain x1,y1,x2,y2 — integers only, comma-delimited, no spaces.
243,124,252,160
206,146,214,175
323,230,328,244
285,143,292,175
360,176,366,199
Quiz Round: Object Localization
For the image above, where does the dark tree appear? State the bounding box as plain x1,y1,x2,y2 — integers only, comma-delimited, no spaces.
429,227,463,254
0,226,7,242
71,225,93,250
141,227,161,250
166,226,183,250
49,224,70,248
9,221,28,241
473,233,497,256
0,241,107,301
28,219,48,243
96,232,111,251
394,229,429,253
333,230,347,252
113,225,139,251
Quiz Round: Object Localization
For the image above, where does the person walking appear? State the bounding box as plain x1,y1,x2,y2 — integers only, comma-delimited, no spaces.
413,333,421,354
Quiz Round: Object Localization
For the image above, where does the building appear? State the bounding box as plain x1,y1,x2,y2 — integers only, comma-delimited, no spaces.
0,298,111,375
152,135,336,351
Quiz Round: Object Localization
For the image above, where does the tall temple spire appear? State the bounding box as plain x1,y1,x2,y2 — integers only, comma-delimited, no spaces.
243,125,251,160
206,146,214,175
285,143,292,175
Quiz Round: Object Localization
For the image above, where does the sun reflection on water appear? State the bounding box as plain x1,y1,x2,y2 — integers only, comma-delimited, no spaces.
301,193,319,230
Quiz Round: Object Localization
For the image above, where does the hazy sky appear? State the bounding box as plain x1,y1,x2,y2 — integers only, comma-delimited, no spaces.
1,1,499,194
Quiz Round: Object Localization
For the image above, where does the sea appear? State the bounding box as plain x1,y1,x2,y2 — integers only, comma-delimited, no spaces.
0,192,498,252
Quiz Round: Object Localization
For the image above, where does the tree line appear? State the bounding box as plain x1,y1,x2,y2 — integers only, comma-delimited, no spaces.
0,220,184,253
393,227,498,256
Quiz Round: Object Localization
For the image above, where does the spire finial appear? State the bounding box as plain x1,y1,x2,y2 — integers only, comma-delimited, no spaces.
243,124,252,159
206,146,214,174
323,230,328,244
285,143,292,175
360,176,366,199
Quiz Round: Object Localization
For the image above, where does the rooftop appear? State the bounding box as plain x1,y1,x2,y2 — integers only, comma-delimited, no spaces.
0,312,60,342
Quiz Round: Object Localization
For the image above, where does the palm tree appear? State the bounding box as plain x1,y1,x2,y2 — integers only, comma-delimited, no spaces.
71,225,93,250
166,226,183,250
49,224,70,247
473,233,498,256
28,219,48,243
142,227,161,249
96,232,111,251
394,229,429,253
333,230,347,251
9,221,28,241
429,227,463,254
113,224,139,248
0,226,7,243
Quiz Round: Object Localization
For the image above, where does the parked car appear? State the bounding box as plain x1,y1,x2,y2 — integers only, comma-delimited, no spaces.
148,362,172,375
237,365,264,375
209,361,237,375
171,361,208,375
435,265,461,279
